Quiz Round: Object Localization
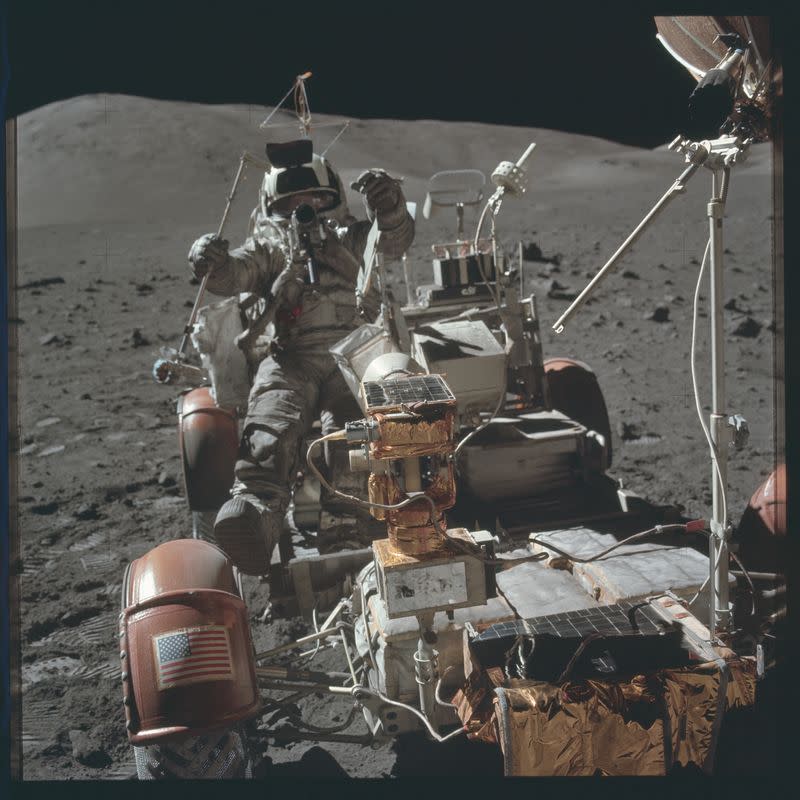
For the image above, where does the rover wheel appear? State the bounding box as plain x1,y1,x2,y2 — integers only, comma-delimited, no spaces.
544,357,613,467
133,724,253,779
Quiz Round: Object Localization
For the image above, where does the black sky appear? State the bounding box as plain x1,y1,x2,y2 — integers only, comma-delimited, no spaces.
5,3,703,148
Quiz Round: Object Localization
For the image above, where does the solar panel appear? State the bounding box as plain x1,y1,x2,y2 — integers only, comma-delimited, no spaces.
473,600,671,643
363,374,455,410
469,601,692,682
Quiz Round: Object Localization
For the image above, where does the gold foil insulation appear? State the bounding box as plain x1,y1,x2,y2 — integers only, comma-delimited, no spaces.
363,388,457,556
368,410,456,460
387,516,449,555
454,650,757,776
367,472,401,522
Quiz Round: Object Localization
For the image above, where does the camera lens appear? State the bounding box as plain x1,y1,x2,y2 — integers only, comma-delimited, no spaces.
294,203,316,225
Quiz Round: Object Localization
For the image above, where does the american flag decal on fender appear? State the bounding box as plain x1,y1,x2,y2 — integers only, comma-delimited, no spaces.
153,626,234,690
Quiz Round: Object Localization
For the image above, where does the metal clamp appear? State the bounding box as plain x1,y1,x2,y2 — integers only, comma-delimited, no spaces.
710,413,733,449
345,419,379,443
727,414,749,450
491,161,527,196
348,445,372,472
709,519,728,540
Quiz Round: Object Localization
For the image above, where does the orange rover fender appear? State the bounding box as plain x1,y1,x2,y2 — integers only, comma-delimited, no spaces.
178,387,239,511
543,357,613,467
735,464,787,573
120,539,260,745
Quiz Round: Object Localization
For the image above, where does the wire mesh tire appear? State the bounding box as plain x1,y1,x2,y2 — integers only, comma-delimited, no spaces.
192,509,218,545
133,723,253,779
544,357,613,467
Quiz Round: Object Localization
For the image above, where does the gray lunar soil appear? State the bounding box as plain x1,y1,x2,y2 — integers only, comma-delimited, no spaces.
13,95,778,779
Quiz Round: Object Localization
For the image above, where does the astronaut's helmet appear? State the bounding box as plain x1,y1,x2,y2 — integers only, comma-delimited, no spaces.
261,139,348,221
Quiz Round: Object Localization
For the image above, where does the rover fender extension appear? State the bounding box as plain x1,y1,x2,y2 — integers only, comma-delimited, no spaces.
735,464,787,573
178,387,239,512
543,357,613,467
120,539,260,745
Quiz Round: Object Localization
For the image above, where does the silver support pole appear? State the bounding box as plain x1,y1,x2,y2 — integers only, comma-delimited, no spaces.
548,134,747,638
708,167,732,635
552,160,702,333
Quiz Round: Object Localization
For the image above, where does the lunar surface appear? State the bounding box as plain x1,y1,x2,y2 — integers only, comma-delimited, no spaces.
13,95,778,778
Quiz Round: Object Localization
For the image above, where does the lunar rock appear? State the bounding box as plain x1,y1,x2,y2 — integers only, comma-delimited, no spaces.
157,470,176,487
19,277,66,290
732,316,762,338
618,421,643,442
69,729,111,768
39,333,63,345
74,504,100,521
644,305,670,322
30,501,60,515
546,279,578,300
130,328,149,347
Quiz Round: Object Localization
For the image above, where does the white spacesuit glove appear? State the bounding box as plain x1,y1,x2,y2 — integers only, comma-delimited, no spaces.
351,169,403,221
188,233,230,279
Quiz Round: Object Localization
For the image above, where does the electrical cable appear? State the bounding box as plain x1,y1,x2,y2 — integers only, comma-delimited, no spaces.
310,432,550,569
687,574,711,608
352,686,466,744
359,563,380,677
445,535,549,568
690,238,729,532
473,195,504,311
555,632,606,684
453,362,509,458
685,237,731,617
434,666,458,710
309,432,553,568
529,524,688,564
456,186,529,458
687,545,724,607
306,432,447,538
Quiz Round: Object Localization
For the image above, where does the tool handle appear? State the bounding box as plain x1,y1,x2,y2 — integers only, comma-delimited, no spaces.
516,142,537,169
551,159,702,334
175,153,251,360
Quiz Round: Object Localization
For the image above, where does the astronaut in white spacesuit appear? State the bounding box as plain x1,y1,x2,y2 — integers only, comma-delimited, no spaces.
189,142,414,574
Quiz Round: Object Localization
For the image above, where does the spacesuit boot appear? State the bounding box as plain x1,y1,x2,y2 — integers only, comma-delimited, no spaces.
214,493,283,576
